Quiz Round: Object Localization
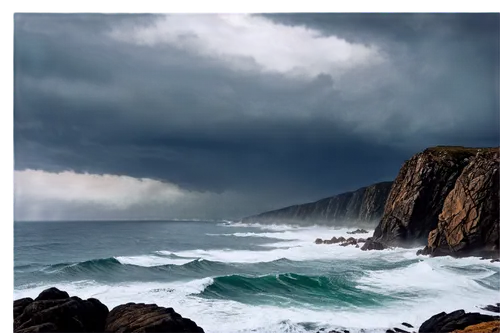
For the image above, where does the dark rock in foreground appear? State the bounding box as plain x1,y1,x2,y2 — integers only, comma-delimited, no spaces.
453,320,500,332
418,309,499,332
106,303,204,333
14,287,204,333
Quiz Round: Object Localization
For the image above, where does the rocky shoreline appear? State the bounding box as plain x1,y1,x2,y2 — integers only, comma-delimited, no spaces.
361,147,499,259
14,288,500,333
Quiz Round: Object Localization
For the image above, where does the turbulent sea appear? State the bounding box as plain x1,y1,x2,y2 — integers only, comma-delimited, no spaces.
14,221,500,333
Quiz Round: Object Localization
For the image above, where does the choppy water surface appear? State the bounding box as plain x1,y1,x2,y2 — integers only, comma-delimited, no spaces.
14,221,500,333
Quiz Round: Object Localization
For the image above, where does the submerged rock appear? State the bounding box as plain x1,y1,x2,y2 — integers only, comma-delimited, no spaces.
481,304,500,313
347,228,369,234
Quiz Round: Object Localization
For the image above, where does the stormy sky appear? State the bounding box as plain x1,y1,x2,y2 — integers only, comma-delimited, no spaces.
14,13,499,221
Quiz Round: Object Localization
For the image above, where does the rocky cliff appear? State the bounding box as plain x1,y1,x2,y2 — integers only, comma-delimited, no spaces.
242,181,392,225
420,149,499,258
364,146,499,258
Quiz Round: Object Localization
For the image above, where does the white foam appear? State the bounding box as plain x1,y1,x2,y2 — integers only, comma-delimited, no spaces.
115,255,193,267
17,272,497,333
14,223,500,333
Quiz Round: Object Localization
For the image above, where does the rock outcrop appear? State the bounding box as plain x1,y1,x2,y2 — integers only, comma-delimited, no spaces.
242,181,392,225
452,321,500,333
347,228,369,234
14,287,204,333
363,146,499,258
106,303,204,333
419,150,499,258
418,310,499,332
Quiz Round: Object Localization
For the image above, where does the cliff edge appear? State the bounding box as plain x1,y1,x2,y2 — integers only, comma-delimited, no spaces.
242,181,392,226
364,146,499,258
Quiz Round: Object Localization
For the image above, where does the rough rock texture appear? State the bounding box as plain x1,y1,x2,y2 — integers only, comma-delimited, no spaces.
418,310,499,332
14,288,204,333
14,288,109,333
242,181,392,226
452,321,500,333
105,303,204,333
419,150,499,258
372,147,486,247
360,238,387,251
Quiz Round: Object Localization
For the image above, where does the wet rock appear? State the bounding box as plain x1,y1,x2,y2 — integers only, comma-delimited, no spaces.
360,239,387,251
357,238,366,243
14,298,33,320
315,238,323,244
394,328,410,333
14,288,109,333
481,304,500,313
402,322,414,328
105,303,204,332
418,309,499,332
340,237,358,247
34,287,69,302
347,228,369,234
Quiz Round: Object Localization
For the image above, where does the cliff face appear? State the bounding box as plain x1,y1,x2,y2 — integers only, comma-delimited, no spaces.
372,147,476,246
242,181,392,225
422,150,499,258
367,146,499,258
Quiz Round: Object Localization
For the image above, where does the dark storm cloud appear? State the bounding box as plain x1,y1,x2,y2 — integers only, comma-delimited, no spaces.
14,13,500,219
264,12,500,145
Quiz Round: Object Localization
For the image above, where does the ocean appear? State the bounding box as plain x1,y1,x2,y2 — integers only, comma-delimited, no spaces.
14,220,500,333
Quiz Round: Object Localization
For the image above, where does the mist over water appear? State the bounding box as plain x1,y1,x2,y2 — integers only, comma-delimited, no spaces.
14,221,500,333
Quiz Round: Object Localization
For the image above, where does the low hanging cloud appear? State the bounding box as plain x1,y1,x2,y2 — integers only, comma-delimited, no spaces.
13,14,499,221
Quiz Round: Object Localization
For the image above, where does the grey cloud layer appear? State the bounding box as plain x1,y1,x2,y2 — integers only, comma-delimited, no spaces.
14,13,500,220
